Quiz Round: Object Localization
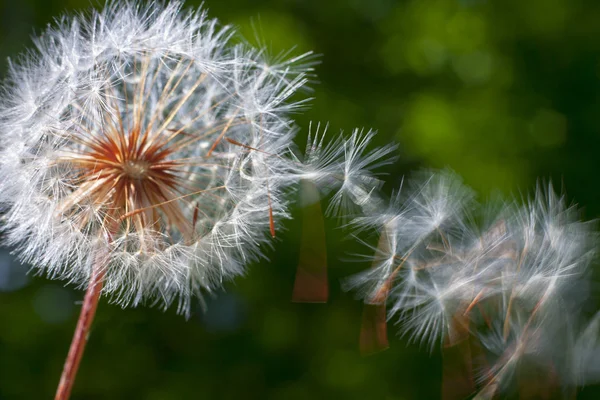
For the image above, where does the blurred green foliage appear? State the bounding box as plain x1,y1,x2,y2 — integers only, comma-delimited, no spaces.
1,0,600,398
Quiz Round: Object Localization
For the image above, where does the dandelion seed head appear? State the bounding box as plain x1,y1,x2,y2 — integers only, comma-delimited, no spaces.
0,1,315,314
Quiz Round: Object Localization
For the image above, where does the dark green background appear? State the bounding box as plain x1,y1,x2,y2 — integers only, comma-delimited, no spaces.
1,0,600,398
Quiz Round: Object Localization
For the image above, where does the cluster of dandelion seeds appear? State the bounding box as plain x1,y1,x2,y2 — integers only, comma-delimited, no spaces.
345,169,600,395
0,1,324,314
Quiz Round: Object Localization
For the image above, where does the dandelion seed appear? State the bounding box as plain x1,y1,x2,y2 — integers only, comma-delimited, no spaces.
296,123,397,219
288,122,397,303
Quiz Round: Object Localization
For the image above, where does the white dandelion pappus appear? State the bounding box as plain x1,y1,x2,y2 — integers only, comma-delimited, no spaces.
345,170,476,305
0,1,316,315
281,122,397,304
345,169,599,396
294,122,397,218
470,184,597,395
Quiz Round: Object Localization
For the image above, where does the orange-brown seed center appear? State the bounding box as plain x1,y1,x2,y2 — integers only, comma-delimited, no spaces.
122,159,151,180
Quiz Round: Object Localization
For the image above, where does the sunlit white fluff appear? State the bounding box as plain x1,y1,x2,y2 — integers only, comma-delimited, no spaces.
345,171,476,309
345,169,599,393
295,122,397,216
0,1,322,315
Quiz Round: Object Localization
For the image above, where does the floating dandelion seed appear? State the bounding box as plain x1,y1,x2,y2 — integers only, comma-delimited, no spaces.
290,122,397,303
0,2,320,398
345,169,600,398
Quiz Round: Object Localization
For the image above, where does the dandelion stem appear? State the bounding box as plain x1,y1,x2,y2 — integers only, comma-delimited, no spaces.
55,263,105,400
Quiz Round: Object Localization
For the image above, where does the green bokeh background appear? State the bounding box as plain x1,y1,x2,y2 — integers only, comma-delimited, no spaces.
1,0,600,398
